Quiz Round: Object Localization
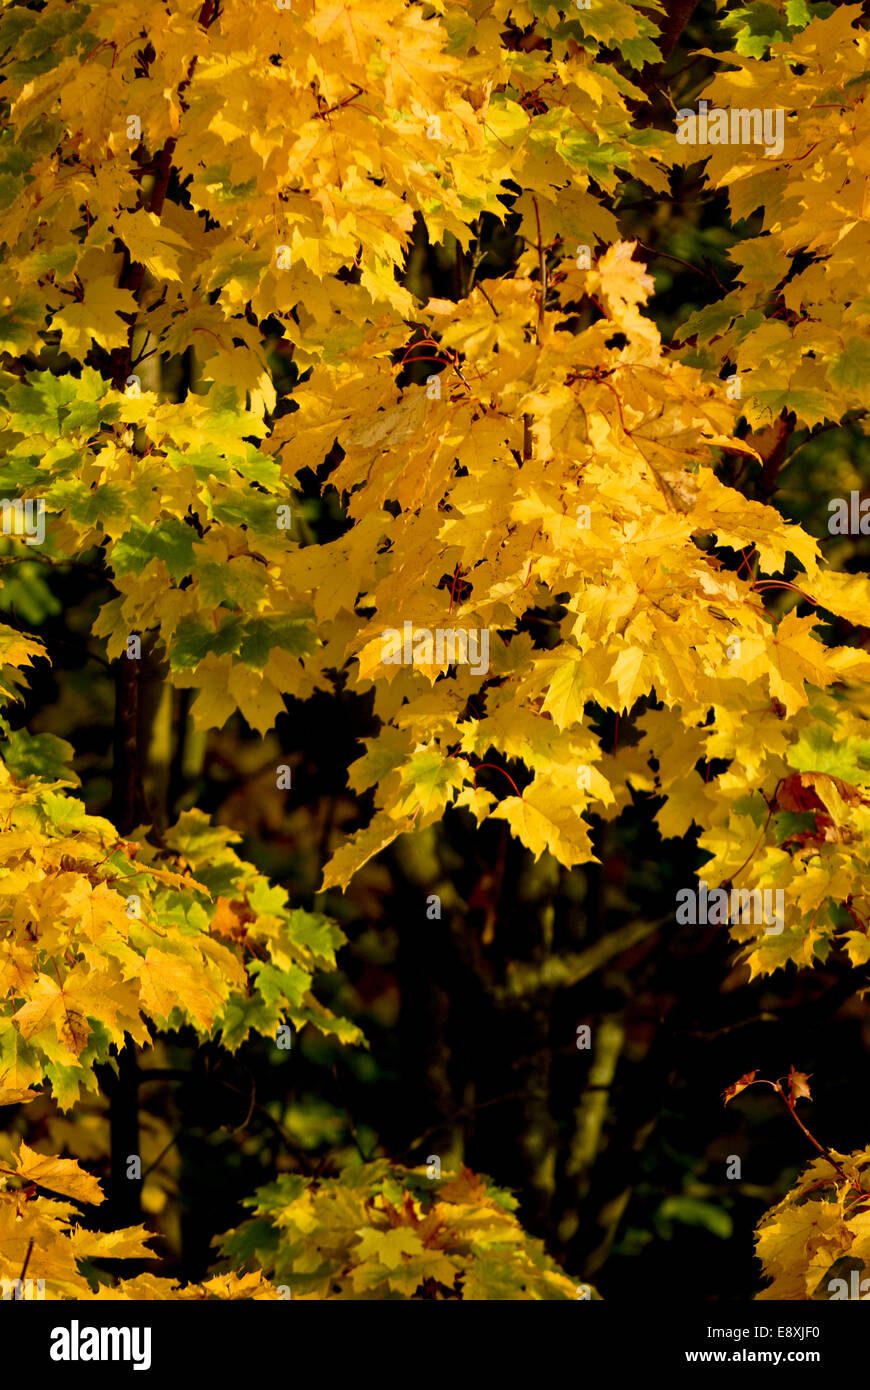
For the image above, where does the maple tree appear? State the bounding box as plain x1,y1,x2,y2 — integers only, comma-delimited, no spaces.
1,0,870,1300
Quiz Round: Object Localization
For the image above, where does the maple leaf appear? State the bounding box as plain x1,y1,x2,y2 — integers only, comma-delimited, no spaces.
12,973,93,1058
491,787,598,870
113,210,189,283
587,240,655,317
54,278,138,356
0,625,45,673
136,948,223,1032
9,1140,104,1205
786,1066,813,1103
541,649,587,729
438,1166,492,1206
766,612,834,717
353,1226,424,1269
608,645,652,712
0,1086,38,1106
69,1224,155,1261
320,810,417,893
722,1070,759,1105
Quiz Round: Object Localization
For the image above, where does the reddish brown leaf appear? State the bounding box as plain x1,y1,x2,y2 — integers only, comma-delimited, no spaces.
722,1070,758,1105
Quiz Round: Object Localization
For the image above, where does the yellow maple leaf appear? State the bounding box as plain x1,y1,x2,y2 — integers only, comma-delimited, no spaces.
69,1224,156,1260
353,1226,425,1269
12,973,92,1057
767,611,835,716
0,624,45,671
54,277,137,356
136,948,224,1031
608,645,651,712
541,648,587,729
585,240,659,345
10,1140,104,1205
113,210,189,282
227,662,287,735
0,1086,38,1106
491,786,598,869
320,810,417,892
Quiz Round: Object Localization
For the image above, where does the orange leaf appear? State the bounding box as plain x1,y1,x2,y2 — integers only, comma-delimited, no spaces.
786,1066,812,1103
722,1070,759,1105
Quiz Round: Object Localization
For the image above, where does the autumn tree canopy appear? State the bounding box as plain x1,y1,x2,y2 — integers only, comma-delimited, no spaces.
1,0,870,1304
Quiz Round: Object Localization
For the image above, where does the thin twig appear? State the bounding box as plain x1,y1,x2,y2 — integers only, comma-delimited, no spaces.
0,554,105,577
16,1238,34,1297
315,84,364,120
139,1134,180,1182
396,1090,532,1161
331,1062,375,1162
477,283,499,318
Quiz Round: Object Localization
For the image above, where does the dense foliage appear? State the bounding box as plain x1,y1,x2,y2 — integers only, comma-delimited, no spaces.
1,0,870,1300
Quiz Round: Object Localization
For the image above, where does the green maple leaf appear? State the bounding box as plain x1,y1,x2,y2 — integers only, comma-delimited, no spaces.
286,909,346,968
111,518,198,581
787,726,870,783
1,730,77,783
827,338,870,392
238,616,315,669
247,961,311,1009
217,997,281,1052
49,479,128,526
169,615,245,670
